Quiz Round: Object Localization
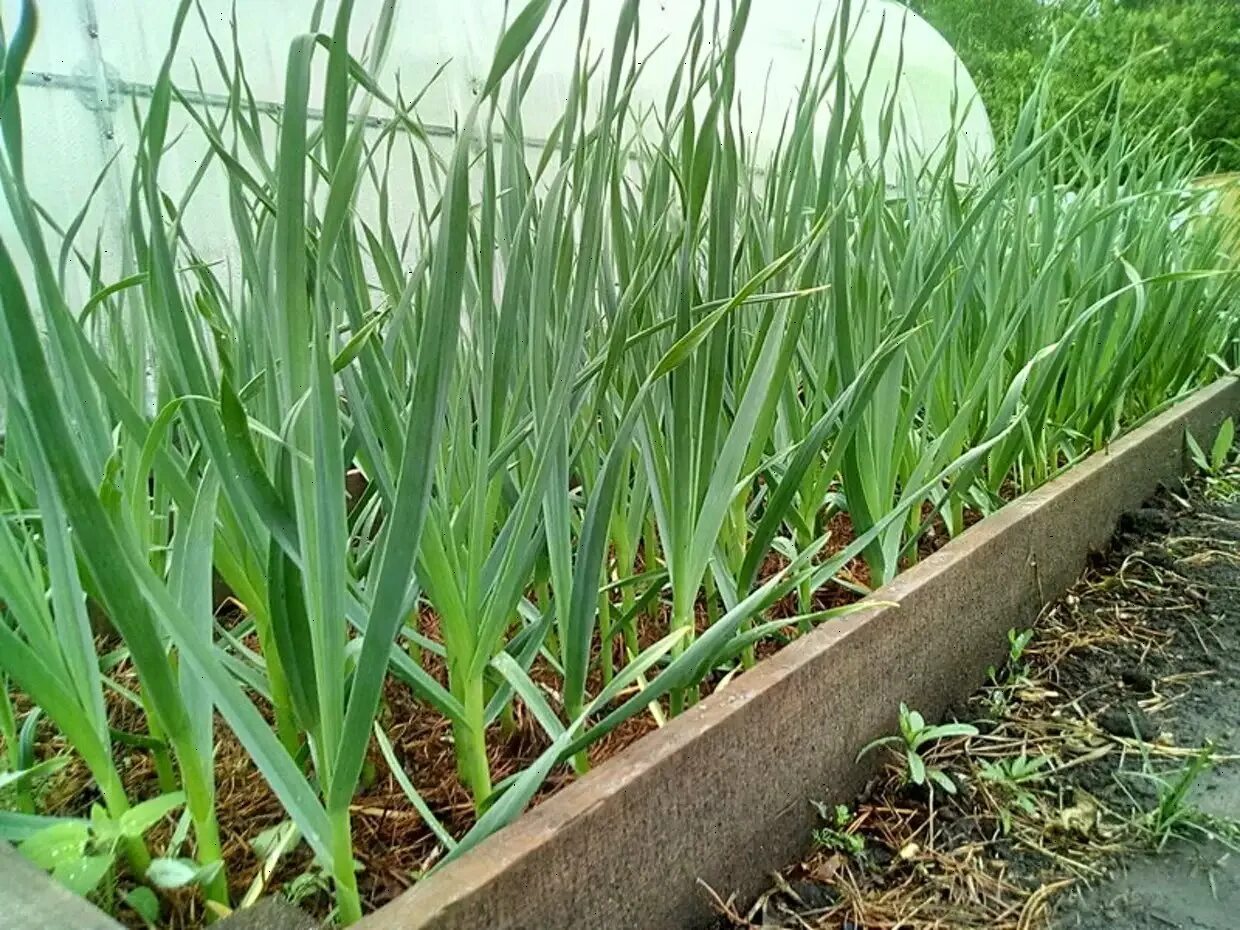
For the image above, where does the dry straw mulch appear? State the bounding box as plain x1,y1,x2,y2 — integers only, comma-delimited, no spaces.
714,474,1240,930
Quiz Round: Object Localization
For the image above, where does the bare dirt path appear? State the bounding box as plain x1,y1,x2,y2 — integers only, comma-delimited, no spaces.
1053,489,1240,928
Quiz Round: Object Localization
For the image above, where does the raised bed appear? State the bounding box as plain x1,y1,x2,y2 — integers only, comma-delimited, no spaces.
350,377,1240,930
7,378,1238,930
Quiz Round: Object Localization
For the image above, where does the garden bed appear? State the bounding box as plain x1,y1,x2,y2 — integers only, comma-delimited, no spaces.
7,385,1237,930
4,2,1240,927
716,459,1240,930
339,381,1240,930
2,468,973,927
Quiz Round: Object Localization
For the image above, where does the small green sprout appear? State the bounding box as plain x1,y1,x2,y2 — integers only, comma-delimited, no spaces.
858,704,979,795
1187,417,1236,475
811,801,865,856
988,628,1035,685
16,791,216,921
978,753,1051,832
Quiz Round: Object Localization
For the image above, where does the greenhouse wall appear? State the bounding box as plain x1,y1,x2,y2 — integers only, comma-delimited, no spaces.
1,0,993,306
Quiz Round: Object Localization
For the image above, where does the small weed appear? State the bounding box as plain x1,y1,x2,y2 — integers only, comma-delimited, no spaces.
1142,747,1220,849
811,801,865,856
284,866,335,911
1187,418,1236,476
987,628,1035,686
983,689,1009,718
1118,743,1239,852
978,753,1051,833
979,753,1051,787
858,703,979,795
15,791,214,925
1008,628,1035,668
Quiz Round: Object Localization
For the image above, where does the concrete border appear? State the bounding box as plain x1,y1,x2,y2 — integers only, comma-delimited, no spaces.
0,840,323,930
0,841,124,930
357,377,1240,930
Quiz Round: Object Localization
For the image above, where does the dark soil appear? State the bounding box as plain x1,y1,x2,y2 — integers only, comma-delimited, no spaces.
717,474,1240,930
1051,488,1240,930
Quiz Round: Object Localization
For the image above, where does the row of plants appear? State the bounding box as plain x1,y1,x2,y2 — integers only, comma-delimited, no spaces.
1,0,1237,924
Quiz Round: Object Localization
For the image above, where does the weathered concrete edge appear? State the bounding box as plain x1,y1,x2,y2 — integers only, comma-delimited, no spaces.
357,377,1240,930
0,840,124,930
0,840,322,930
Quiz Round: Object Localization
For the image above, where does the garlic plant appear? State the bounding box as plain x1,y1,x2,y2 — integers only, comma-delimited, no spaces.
0,0,1236,923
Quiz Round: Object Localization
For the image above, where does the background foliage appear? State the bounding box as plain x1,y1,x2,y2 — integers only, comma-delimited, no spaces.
907,0,1240,173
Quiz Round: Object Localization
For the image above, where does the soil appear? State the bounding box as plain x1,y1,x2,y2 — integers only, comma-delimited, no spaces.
1051,492,1240,930
1056,838,1240,930
717,472,1240,930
